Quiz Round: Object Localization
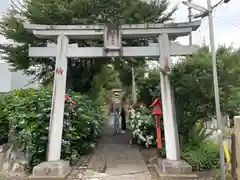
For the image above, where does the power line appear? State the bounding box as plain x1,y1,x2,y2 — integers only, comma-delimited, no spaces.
211,0,238,29
212,0,224,9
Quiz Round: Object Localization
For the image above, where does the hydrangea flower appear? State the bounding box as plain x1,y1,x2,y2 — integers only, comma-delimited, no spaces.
128,106,156,147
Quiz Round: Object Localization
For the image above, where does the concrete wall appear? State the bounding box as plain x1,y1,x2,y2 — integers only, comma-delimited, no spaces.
0,62,39,93
0,62,11,93
11,70,39,90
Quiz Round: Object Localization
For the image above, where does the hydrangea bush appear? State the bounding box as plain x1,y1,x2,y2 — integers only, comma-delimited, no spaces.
1,87,104,169
128,105,160,148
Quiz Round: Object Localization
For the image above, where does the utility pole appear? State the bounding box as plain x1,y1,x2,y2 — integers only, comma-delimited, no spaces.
207,0,225,179
182,0,230,177
182,0,232,179
132,67,137,103
188,0,193,45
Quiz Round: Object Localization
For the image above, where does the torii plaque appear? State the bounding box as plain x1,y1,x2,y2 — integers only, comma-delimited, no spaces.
24,20,201,178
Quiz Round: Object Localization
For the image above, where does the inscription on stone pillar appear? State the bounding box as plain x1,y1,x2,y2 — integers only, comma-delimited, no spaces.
104,23,122,53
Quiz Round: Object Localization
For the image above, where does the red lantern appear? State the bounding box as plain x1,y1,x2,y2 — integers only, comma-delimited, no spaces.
150,98,163,149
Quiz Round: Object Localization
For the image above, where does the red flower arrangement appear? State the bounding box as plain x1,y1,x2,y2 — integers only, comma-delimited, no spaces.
65,95,76,105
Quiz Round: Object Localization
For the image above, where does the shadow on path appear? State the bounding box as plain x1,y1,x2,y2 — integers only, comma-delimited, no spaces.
84,116,152,180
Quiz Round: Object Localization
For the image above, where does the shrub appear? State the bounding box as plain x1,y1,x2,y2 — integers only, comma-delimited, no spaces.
1,87,104,169
128,103,220,171
128,105,164,148
181,140,220,171
186,120,214,147
179,119,220,171
129,106,155,147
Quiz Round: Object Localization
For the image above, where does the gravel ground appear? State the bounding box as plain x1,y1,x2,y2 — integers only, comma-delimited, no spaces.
0,173,27,180
66,153,93,180
139,147,159,180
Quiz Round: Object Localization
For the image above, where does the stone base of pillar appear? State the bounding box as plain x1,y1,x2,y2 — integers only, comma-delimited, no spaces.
153,159,198,180
158,159,192,174
28,160,72,180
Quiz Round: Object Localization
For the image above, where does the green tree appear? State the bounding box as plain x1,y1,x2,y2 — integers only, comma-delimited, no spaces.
92,65,121,91
119,66,149,101
171,46,240,142
90,65,121,104
137,67,161,106
0,0,176,93
216,46,240,119
137,46,240,144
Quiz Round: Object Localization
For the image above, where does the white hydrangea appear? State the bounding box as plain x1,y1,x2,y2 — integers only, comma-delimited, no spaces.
62,139,70,146
70,127,76,131
131,123,135,128
19,120,25,125
132,130,137,137
138,120,143,126
128,107,155,147
136,112,141,118
138,133,146,142
90,143,95,148
129,109,136,119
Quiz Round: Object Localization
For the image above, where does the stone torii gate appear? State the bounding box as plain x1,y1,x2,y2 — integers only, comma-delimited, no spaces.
24,20,201,179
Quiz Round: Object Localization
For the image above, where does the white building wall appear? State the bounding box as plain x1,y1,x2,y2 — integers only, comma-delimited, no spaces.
11,70,39,90
0,62,11,93
0,62,39,93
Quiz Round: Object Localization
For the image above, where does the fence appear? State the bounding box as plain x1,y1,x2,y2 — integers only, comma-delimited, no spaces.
224,116,240,165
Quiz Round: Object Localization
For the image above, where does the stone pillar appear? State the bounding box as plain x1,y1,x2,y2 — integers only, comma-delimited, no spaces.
48,34,69,161
29,35,71,180
157,34,193,177
158,33,180,161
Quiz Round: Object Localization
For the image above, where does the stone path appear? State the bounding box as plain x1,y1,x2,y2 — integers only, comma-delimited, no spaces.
82,116,152,180
66,116,217,180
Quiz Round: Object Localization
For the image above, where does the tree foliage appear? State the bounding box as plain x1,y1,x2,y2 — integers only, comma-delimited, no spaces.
0,0,176,93
171,46,240,141
90,65,121,104
137,67,161,107
92,65,121,91
137,46,240,143
133,46,240,171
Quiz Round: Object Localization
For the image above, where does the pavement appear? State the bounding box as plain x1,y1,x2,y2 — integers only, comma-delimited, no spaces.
83,116,152,180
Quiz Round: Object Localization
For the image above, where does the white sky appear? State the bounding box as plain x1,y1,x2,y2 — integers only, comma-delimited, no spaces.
0,0,239,48
170,0,240,48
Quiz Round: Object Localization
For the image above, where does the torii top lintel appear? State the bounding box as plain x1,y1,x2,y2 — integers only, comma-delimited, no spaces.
23,20,201,40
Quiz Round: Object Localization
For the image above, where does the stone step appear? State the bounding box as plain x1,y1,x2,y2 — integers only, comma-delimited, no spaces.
153,164,199,180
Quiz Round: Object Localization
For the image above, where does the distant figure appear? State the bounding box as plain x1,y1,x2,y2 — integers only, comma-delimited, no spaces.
121,107,126,133
114,108,120,135
124,101,130,121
